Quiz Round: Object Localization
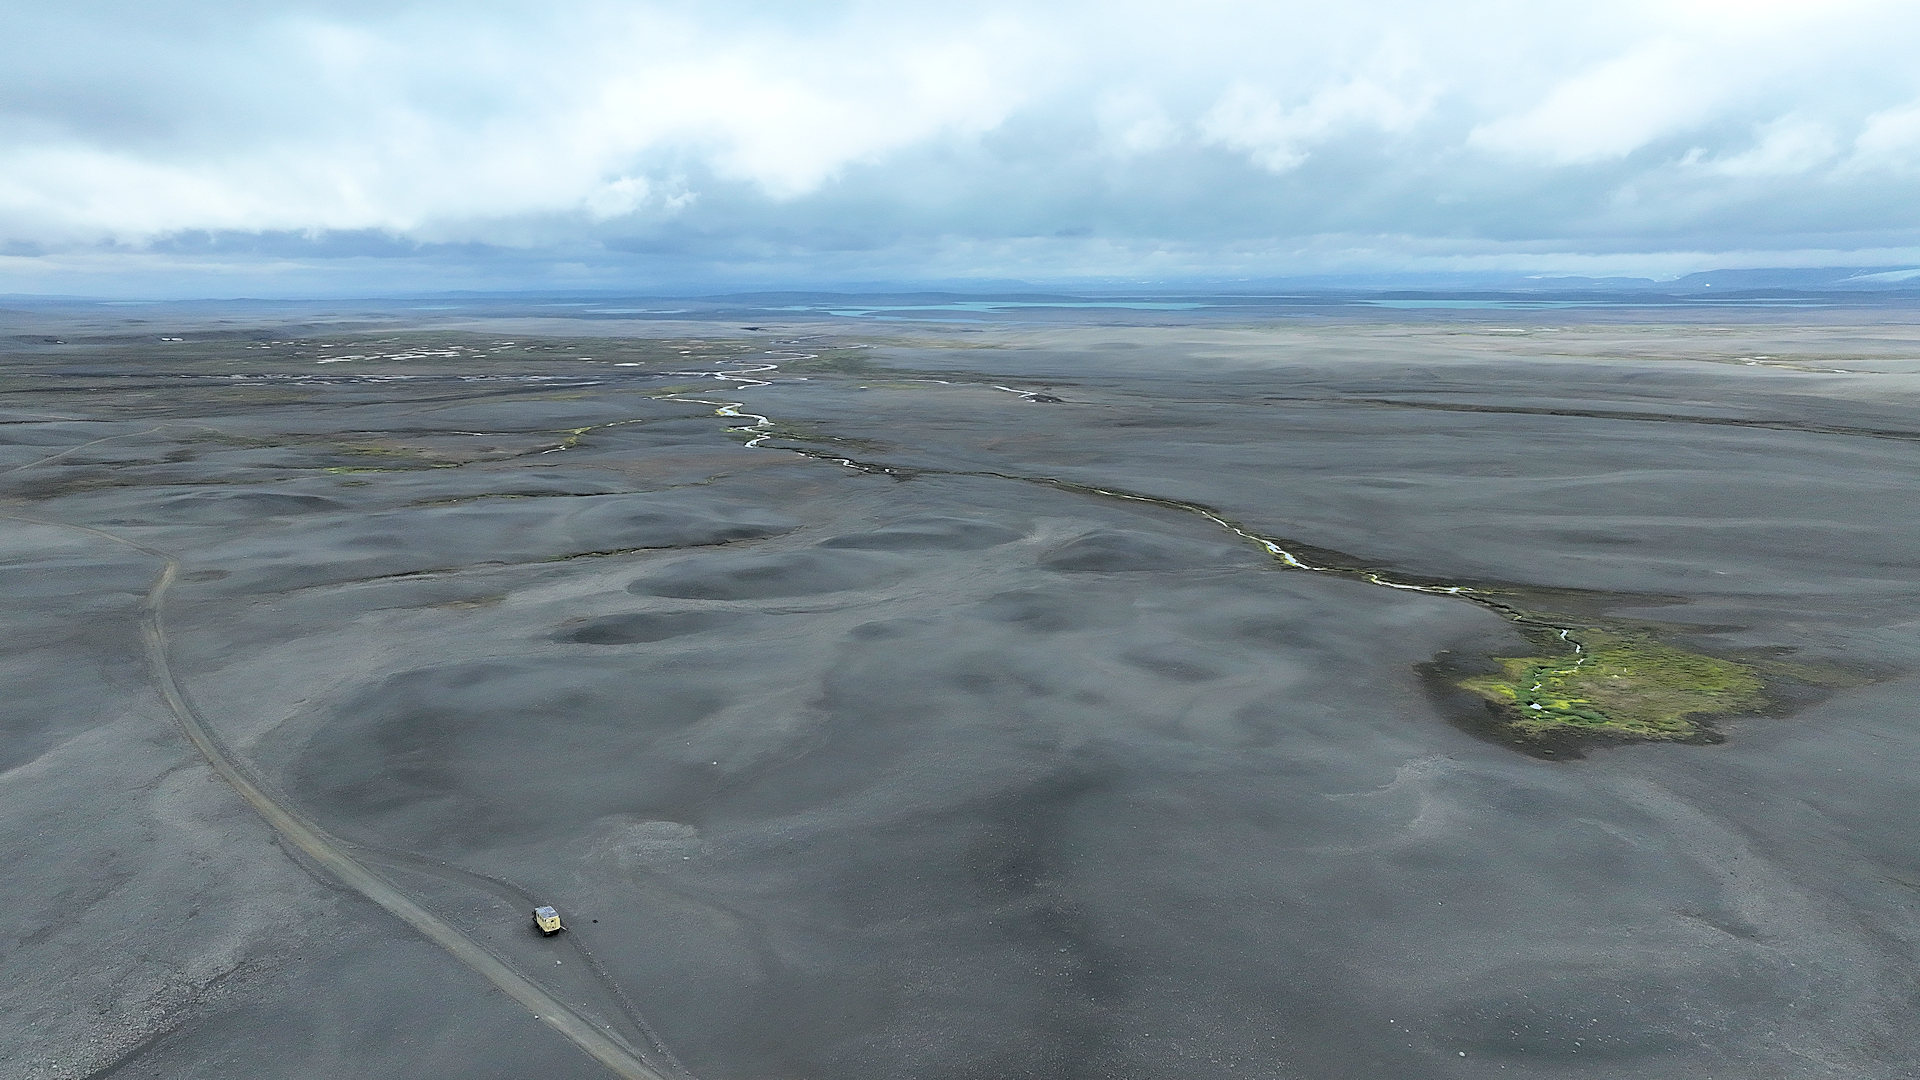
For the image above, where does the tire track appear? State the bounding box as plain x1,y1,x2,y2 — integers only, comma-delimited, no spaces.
1,510,681,1078
356,845,688,1075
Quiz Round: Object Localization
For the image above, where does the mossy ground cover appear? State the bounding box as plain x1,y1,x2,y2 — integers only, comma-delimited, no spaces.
1457,631,1767,746
782,349,881,375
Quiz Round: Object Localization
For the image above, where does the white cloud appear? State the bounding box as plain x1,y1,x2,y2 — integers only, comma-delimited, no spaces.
0,5,1044,241
582,177,655,221
1,0,1919,279
1692,117,1839,177
1201,73,1431,172
1467,41,1721,164
1852,101,1920,173
586,30,1033,199
1096,90,1180,156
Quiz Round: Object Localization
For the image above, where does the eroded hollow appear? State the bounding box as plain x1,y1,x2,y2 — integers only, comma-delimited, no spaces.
557,611,740,645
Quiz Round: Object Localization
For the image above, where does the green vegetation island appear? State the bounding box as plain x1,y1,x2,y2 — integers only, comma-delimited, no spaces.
1446,630,1771,753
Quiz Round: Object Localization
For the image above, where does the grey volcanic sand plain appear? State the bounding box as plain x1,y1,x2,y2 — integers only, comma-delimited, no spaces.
3,309,1919,1079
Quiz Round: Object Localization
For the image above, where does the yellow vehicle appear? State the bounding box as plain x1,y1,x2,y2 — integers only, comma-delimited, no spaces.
532,905,565,935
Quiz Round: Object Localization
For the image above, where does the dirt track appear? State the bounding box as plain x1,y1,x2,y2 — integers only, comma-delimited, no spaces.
7,306,1920,1079
1,510,677,1080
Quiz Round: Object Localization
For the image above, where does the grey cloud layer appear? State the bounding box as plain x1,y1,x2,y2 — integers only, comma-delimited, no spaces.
4,0,1920,283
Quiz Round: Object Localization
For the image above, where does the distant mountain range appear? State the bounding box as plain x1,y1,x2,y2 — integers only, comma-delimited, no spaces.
1519,267,1920,293
5,266,1920,307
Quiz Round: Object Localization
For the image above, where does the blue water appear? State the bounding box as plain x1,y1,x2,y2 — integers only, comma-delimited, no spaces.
1364,298,1833,309
783,297,1837,320
784,300,1210,320
1363,299,1597,310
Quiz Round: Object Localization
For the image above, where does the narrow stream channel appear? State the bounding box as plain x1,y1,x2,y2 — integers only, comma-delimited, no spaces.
661,354,1593,713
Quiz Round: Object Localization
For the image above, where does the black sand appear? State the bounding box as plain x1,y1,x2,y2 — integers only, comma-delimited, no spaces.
4,306,1918,1079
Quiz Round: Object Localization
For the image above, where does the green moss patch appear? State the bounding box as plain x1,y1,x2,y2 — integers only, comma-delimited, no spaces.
782,350,880,375
740,420,887,450
553,426,595,451
1456,631,1766,747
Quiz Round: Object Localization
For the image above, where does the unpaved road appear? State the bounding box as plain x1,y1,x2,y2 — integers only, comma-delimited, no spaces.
2,510,677,1080
8,310,1920,1079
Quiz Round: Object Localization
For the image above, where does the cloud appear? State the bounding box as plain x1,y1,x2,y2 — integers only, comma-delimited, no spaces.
1852,101,1920,173
1096,90,1179,157
2,0,1919,288
1201,72,1432,173
1468,42,1721,165
0,5,1043,241
1681,117,1839,178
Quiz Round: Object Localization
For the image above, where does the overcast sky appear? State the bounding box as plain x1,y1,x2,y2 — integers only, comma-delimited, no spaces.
5,0,1920,294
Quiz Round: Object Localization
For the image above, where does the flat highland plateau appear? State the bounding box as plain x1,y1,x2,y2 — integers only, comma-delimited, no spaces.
4,304,1918,1080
